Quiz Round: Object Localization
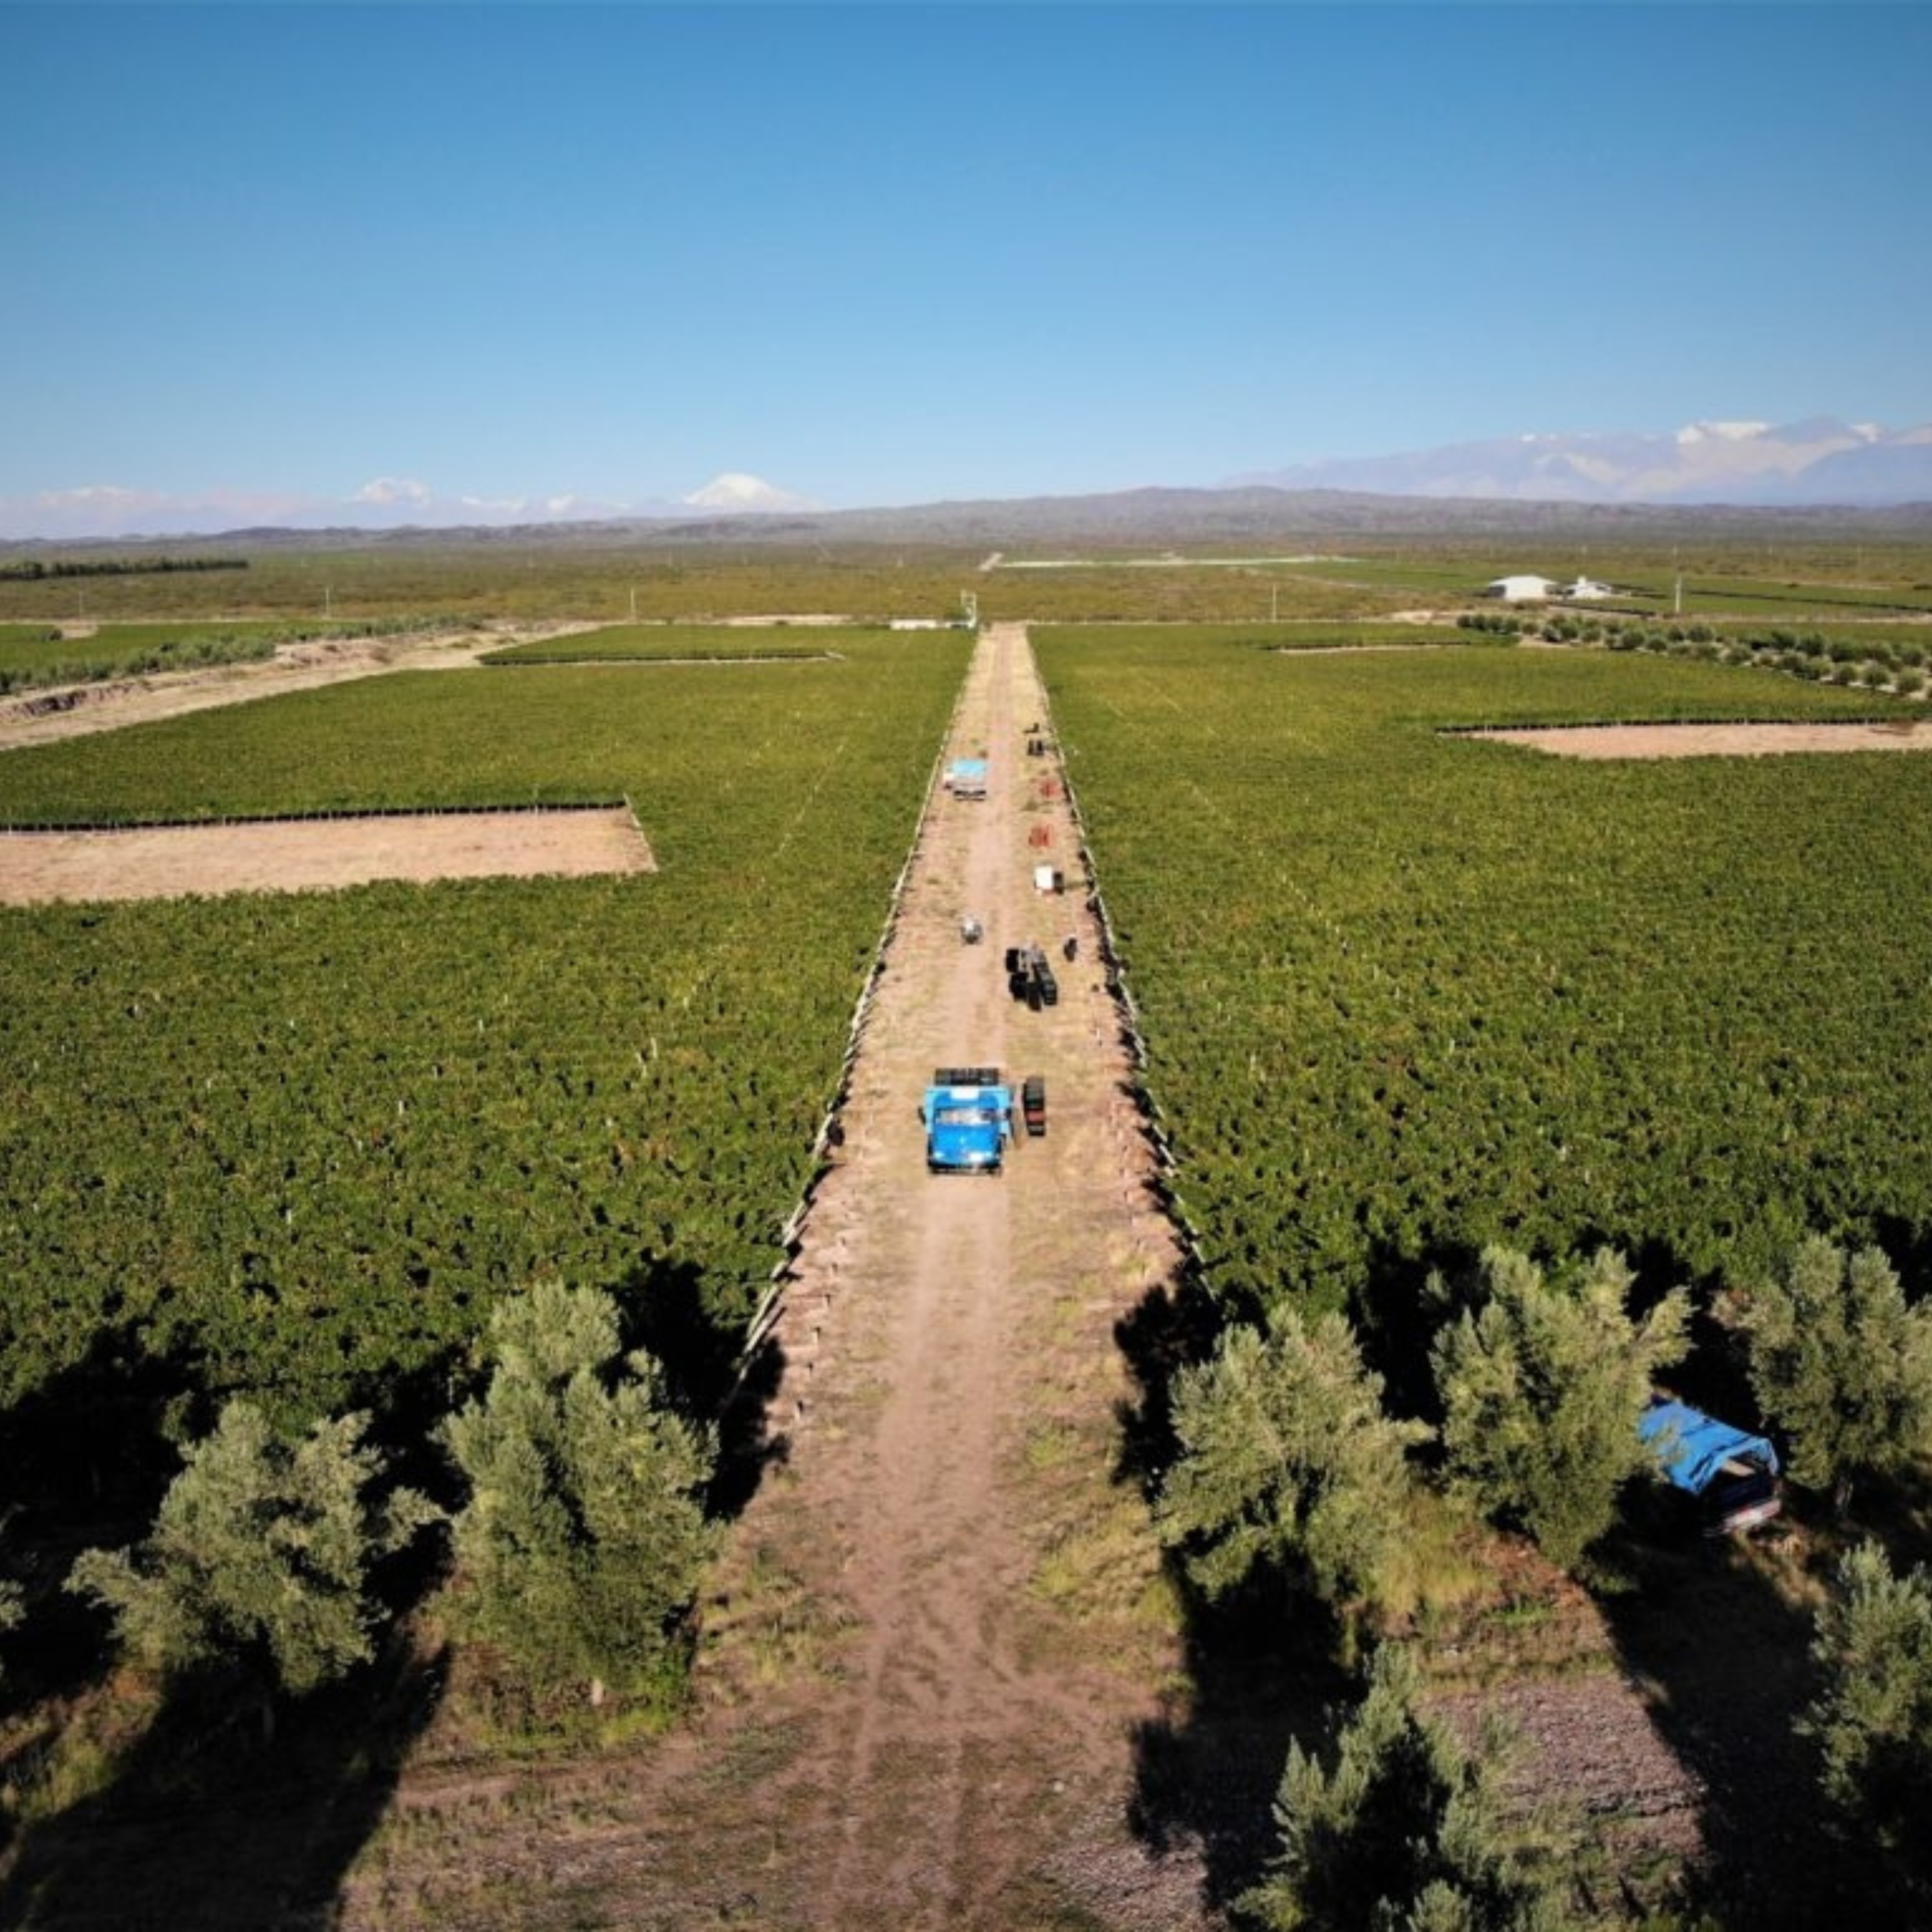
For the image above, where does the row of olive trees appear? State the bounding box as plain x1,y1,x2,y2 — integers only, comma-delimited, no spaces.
1457,606,1932,694
1224,1536,1932,1932
1230,1545,1932,1932
38,1280,714,1714
1153,1236,1932,1928
1154,1246,1689,1625
1158,1236,1932,1611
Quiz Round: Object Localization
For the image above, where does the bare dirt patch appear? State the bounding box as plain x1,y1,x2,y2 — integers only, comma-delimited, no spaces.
0,807,654,906
0,625,586,752
1472,718,1932,760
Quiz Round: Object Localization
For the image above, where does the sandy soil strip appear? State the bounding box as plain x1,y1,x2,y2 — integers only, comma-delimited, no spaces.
0,630,548,753
0,807,653,906
1471,719,1932,759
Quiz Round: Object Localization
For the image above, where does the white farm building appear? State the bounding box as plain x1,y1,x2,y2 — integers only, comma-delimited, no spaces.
1485,574,1558,604
1484,574,1617,604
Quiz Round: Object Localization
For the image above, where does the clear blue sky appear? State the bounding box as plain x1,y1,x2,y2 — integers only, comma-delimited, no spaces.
5,2,1929,532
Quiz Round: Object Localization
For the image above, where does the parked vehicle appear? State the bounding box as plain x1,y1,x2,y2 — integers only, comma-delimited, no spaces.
1638,1396,1782,1536
921,1066,1014,1173
1006,945,1057,1009
1021,1075,1046,1136
944,758,989,799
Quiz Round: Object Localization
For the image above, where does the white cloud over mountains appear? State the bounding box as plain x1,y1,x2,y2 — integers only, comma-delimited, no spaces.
0,474,814,540
353,476,433,508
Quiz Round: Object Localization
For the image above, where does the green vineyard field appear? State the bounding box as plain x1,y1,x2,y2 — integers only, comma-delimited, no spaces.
0,635,967,1423
479,622,877,665
1038,629,1932,1318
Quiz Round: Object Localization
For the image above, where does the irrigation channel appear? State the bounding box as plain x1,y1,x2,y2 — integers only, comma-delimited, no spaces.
348,623,1197,1928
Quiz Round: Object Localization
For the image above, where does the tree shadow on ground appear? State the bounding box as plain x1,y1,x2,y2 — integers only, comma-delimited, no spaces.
0,1330,201,1782
1111,1268,1250,1493
1597,1496,1914,1929
1113,1269,1349,1914
0,1639,446,1932
1127,1580,1352,1917
614,1253,789,1522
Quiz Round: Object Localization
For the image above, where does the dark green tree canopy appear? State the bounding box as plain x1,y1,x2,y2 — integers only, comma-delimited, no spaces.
438,1279,717,1702
1243,1643,1569,1932
1155,1309,1430,1618
1431,1248,1687,1571
1803,1540,1932,1902
0,1577,20,1688
67,1402,436,1696
1738,1236,1932,1514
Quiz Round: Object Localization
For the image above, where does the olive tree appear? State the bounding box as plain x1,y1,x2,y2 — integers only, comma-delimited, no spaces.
1737,1237,1932,1516
1431,1248,1687,1571
438,1280,716,1703
1243,1643,1569,1932
1803,1541,1932,1900
68,1402,436,1696
1155,1310,1430,1622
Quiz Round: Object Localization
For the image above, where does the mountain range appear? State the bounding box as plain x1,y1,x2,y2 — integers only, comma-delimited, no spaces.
1231,418,1932,508
4,423,1931,547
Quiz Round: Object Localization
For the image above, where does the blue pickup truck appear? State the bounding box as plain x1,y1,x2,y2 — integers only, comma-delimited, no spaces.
921,1066,1014,1173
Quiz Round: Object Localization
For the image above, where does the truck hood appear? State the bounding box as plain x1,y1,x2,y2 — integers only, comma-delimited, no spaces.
930,1116,1002,1165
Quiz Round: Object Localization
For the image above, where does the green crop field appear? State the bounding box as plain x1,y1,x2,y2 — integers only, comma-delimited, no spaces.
0,635,966,1424
479,621,884,665
1038,628,1932,1319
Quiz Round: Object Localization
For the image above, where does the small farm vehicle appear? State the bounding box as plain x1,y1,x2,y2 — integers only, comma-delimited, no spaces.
944,758,989,799
922,1066,1014,1174
1005,945,1058,1010
1638,1396,1782,1536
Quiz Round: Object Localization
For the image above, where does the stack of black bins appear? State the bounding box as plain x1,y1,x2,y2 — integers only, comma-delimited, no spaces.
1005,945,1057,1010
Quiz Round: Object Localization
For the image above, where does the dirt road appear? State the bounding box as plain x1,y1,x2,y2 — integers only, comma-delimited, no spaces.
734,620,1188,1926
347,624,1194,1928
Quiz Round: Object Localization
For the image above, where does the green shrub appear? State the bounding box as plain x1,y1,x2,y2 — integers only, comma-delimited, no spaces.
1155,1311,1430,1621
1242,1643,1570,1931
1803,1541,1932,1904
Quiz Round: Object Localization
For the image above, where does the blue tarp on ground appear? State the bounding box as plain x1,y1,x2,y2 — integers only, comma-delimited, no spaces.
1639,1398,1780,1496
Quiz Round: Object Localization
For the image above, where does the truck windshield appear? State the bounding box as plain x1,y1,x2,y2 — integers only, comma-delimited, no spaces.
935,1105,996,1124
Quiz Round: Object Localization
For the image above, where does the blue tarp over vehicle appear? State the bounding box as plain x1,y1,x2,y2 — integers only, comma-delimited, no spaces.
1639,1398,1779,1496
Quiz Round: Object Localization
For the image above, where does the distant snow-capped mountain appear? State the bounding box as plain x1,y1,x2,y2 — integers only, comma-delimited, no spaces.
680,472,816,513
1233,419,1932,506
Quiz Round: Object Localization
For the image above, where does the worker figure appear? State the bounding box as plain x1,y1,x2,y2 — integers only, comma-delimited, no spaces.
1062,933,1079,963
